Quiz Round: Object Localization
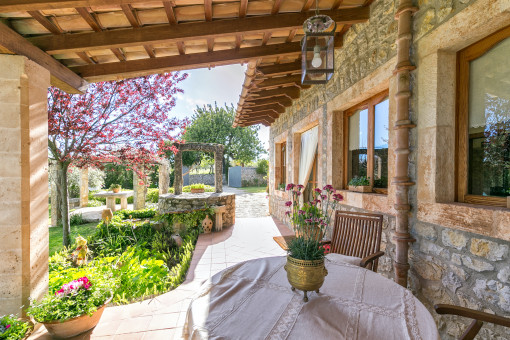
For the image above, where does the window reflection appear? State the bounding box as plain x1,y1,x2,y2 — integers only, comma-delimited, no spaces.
348,109,368,181
374,98,389,188
468,38,510,197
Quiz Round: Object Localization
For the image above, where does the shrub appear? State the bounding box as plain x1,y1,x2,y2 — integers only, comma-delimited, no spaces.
109,184,121,191
87,199,103,207
242,179,249,187
182,184,214,192
147,188,159,203
0,315,32,340
70,213,85,226
115,208,157,220
256,159,269,175
190,183,205,189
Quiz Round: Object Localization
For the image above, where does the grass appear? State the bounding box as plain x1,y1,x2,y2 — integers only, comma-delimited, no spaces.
49,222,98,255
241,186,267,193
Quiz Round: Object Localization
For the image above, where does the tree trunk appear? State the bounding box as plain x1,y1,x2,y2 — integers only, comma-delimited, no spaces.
57,162,71,247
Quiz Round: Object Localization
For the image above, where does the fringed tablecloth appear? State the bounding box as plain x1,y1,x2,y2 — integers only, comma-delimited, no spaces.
184,254,439,340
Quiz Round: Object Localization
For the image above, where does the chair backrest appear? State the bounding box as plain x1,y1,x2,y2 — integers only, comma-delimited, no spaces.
331,211,383,271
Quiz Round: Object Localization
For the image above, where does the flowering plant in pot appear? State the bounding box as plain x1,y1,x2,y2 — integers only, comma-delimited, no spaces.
27,276,114,339
0,315,33,340
109,184,121,193
283,184,343,301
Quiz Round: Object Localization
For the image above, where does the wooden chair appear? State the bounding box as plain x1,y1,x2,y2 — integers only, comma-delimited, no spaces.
435,304,510,340
324,211,385,272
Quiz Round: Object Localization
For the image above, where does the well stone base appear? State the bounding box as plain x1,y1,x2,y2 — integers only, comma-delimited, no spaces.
158,192,235,229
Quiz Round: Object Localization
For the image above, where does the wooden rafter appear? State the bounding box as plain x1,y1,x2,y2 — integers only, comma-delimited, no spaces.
29,8,370,54
257,61,301,76
239,0,248,18
120,4,156,58
163,1,178,24
71,42,303,81
332,0,345,10
0,21,87,93
254,75,303,89
245,104,285,113
27,10,62,34
247,87,301,100
240,110,280,119
302,0,315,12
271,0,283,15
0,0,152,12
204,0,213,21
244,96,293,107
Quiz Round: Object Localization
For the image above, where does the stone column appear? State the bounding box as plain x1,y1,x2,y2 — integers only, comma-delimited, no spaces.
49,163,59,226
0,55,50,315
158,159,170,195
133,168,146,210
80,167,89,208
174,151,183,195
215,147,224,193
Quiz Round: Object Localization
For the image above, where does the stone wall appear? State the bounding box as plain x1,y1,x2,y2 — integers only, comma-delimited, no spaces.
241,167,267,187
268,0,510,338
158,192,235,229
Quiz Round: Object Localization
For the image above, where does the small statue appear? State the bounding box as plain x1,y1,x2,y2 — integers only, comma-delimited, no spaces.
202,215,213,233
72,236,89,266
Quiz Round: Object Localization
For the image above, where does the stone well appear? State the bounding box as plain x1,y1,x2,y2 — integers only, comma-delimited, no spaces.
158,192,235,229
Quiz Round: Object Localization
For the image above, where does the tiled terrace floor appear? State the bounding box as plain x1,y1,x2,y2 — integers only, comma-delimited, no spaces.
29,216,293,340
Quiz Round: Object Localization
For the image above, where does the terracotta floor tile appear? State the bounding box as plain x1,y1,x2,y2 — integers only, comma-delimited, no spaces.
147,312,180,331
117,316,152,334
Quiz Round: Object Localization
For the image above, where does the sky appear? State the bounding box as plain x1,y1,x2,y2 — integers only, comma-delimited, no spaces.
171,64,270,154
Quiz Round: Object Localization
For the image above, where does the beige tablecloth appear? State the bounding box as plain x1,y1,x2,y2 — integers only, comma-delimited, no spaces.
184,255,439,340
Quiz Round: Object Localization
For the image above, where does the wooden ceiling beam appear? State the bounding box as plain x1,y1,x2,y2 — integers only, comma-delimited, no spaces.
244,96,293,107
239,0,248,18
254,75,303,89
71,42,303,82
271,0,282,15
240,110,279,119
120,5,155,58
204,0,213,21
163,1,178,24
27,10,62,34
0,0,153,12
238,115,275,123
247,86,301,100
244,104,285,114
75,7,102,31
29,8,369,54
257,61,301,76
0,21,87,93
237,119,271,127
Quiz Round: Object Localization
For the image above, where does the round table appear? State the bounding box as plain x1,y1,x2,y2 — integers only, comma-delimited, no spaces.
183,254,439,340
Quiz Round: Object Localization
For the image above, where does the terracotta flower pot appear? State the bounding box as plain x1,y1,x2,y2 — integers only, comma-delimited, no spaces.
348,185,372,193
42,297,111,339
112,188,120,193
191,188,205,194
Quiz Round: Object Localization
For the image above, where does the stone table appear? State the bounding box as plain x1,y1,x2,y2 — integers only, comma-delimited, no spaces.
94,191,134,212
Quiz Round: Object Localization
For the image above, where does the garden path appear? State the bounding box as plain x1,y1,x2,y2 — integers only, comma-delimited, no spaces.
224,186,269,218
30,216,293,340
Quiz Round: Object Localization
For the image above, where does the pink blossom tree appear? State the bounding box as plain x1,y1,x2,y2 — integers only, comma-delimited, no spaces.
48,73,187,246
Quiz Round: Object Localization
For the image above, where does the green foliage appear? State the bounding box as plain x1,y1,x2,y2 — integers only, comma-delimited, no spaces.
147,188,159,203
109,183,121,190
87,199,103,207
374,176,387,188
277,183,286,191
104,164,133,190
348,176,370,186
242,179,249,187
115,208,157,220
190,183,205,189
183,184,214,192
182,103,265,168
27,276,114,322
256,159,269,175
70,213,86,226
49,223,97,255
158,206,215,230
287,237,324,261
0,315,32,340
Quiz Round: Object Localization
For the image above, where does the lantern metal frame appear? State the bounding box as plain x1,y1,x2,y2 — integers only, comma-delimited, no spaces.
301,12,336,85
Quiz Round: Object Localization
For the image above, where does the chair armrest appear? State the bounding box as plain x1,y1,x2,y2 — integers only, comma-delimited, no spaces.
320,240,331,245
434,304,510,328
360,251,385,268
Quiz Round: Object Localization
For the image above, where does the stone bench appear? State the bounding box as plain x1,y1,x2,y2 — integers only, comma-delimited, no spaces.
213,205,226,231
93,191,134,212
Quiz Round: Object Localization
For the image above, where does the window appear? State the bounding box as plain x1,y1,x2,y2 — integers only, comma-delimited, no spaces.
280,142,286,188
275,142,286,190
344,91,389,193
457,26,510,207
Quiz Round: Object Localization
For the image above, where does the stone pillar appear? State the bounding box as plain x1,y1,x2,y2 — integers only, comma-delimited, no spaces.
158,160,170,195
174,151,183,195
215,147,224,193
0,55,50,315
133,168,146,210
49,163,59,226
80,167,89,208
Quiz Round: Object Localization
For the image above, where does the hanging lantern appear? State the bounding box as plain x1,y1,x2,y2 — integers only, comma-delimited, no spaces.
301,12,336,85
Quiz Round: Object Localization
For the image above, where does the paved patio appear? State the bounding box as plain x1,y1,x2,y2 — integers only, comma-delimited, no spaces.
29,216,293,340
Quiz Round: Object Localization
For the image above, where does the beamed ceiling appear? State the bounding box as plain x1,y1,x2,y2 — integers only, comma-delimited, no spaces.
0,0,371,126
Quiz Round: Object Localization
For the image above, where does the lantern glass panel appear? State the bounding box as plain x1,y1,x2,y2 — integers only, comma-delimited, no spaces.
301,32,335,84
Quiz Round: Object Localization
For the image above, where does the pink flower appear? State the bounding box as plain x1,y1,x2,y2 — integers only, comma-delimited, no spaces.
285,211,290,216
286,183,295,191
323,184,334,193
297,184,304,190
285,201,292,207
5,325,10,329
314,188,322,194
333,193,344,202
321,195,327,200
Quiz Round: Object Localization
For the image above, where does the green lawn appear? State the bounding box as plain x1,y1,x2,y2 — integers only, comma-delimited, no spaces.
49,222,98,255
241,186,267,193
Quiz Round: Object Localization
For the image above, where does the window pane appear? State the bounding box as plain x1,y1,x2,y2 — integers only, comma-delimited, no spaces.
468,38,510,197
374,98,389,188
348,109,368,181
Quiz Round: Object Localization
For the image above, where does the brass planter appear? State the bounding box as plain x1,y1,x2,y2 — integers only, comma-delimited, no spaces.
284,255,328,302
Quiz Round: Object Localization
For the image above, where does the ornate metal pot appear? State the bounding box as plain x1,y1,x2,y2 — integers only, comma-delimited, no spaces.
284,255,328,302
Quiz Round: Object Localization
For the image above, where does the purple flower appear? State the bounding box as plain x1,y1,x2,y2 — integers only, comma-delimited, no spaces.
314,188,322,194
305,218,312,223
285,211,290,216
296,191,301,196
333,193,344,201
286,183,295,191
285,201,292,207
323,184,334,193
321,195,327,200
297,184,305,190
298,210,305,215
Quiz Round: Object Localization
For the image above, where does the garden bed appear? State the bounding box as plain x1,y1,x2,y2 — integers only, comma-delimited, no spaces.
48,207,209,304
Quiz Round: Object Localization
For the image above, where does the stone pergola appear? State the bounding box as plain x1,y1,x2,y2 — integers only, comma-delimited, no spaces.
173,143,224,195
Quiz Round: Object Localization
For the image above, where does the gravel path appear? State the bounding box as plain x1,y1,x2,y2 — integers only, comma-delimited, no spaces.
223,186,269,218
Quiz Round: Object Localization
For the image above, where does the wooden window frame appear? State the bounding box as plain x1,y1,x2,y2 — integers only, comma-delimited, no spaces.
280,142,286,189
343,90,389,194
456,25,510,208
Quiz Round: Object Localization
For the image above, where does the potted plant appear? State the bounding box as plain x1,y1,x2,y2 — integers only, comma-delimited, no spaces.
190,183,205,194
27,276,114,339
109,184,121,193
0,315,33,340
284,184,343,302
348,176,372,193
